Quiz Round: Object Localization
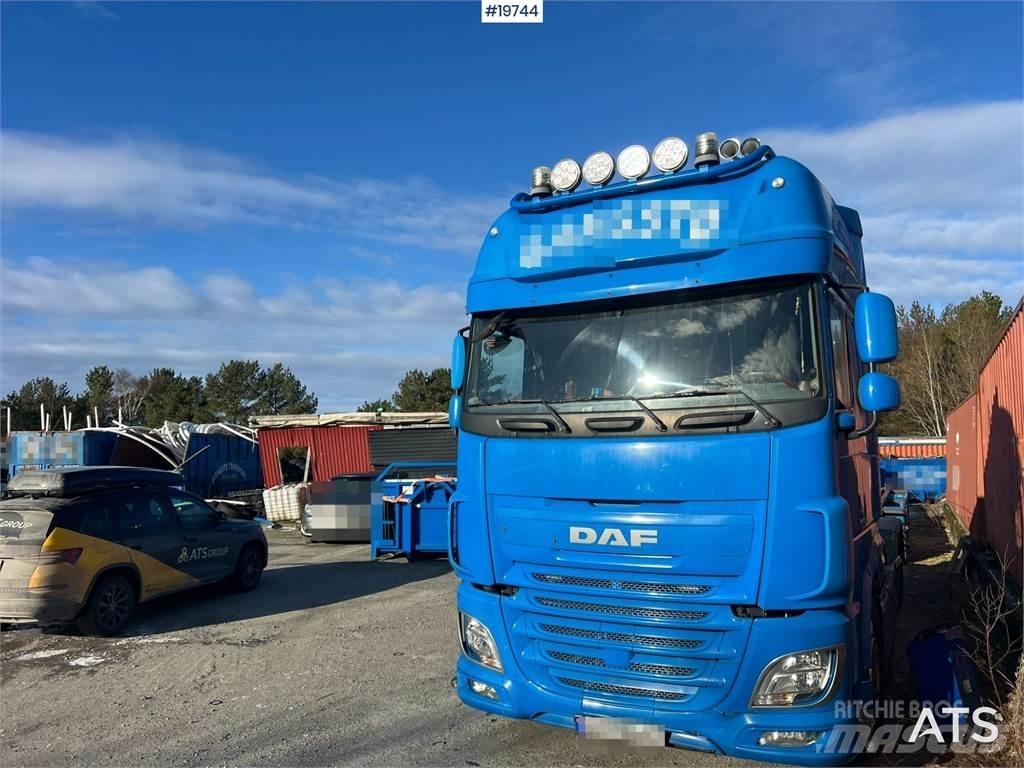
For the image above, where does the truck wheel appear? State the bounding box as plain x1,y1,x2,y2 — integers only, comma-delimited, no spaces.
77,573,136,636
230,543,264,592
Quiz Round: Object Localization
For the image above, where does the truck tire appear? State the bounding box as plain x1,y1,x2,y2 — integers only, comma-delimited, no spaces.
230,543,265,592
77,573,137,636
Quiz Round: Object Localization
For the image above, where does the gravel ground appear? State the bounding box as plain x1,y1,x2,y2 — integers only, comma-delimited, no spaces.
1,529,748,768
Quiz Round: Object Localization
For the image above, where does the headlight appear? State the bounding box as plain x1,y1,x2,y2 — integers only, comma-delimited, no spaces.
582,151,615,186
460,613,503,672
750,646,843,707
616,144,651,181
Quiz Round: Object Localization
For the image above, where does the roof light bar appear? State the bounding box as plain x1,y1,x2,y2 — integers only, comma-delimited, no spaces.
652,137,689,173
550,158,582,193
616,144,651,181
694,132,719,168
582,151,615,187
719,137,741,161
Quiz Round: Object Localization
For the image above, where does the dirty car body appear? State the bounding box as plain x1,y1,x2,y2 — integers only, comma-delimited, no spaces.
0,466,268,633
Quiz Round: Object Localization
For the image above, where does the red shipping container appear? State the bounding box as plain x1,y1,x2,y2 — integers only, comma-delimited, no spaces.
257,425,381,488
945,299,1024,586
975,302,1024,582
946,395,979,536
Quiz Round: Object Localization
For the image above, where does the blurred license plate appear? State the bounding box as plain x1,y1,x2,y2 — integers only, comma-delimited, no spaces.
574,716,664,747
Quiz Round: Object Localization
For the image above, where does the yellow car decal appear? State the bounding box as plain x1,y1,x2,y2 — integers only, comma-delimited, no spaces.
31,528,201,604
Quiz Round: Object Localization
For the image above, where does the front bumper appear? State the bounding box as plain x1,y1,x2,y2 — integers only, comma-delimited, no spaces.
455,583,860,766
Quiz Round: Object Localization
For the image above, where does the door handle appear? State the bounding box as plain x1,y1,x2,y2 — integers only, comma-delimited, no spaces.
184,536,198,544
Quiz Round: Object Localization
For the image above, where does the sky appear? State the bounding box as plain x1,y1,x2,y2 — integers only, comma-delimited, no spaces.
1,1,1022,411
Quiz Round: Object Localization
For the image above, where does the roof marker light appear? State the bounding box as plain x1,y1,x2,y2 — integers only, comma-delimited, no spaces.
530,166,552,196
616,144,651,181
694,133,719,168
719,137,741,161
582,151,615,186
652,137,689,173
550,158,582,193
741,137,761,156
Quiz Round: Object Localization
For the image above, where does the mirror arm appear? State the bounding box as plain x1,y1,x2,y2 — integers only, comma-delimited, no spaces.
848,362,879,439
849,412,878,440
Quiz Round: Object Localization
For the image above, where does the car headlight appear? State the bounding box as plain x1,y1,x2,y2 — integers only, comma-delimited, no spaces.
750,646,843,707
460,613,503,672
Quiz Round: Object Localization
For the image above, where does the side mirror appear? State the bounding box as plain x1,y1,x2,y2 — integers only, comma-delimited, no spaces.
451,334,467,391
854,293,898,364
448,394,463,430
858,372,901,413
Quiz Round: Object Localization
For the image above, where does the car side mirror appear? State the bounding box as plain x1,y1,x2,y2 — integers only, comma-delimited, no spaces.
449,394,462,430
854,292,898,364
859,372,901,413
451,333,467,391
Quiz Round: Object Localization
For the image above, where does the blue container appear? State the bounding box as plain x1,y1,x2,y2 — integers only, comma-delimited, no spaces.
880,457,946,501
8,431,116,476
370,462,456,560
180,432,263,498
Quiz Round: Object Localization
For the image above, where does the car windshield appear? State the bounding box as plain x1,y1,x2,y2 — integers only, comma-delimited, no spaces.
466,282,820,409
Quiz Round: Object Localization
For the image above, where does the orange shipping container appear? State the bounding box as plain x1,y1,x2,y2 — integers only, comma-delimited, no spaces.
877,438,946,459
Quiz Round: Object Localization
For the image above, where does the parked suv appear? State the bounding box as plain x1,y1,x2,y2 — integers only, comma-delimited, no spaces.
0,466,268,635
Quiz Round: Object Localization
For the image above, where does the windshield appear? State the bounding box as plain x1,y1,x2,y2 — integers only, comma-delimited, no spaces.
466,282,820,409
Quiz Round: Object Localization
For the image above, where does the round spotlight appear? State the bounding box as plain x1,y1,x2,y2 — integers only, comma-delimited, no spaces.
616,144,651,181
719,137,741,161
530,166,552,196
652,137,689,173
581,151,615,186
741,137,761,156
694,132,719,167
550,158,582,193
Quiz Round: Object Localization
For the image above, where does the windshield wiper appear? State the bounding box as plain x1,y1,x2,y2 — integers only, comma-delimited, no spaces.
480,398,571,433
574,395,669,432
645,386,782,428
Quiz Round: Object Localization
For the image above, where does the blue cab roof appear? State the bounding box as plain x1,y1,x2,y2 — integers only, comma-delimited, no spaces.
467,146,864,314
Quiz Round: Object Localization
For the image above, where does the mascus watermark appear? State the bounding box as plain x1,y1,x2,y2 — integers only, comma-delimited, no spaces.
822,700,1004,755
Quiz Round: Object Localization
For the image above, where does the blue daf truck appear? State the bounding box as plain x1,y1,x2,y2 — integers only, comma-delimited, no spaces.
446,134,902,765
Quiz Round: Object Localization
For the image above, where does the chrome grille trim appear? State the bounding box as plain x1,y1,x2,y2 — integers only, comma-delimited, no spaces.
630,662,695,676
533,573,710,595
559,677,687,701
539,623,704,650
536,597,707,621
549,650,605,667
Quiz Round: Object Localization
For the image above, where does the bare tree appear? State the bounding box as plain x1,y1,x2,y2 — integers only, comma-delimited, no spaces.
111,368,150,424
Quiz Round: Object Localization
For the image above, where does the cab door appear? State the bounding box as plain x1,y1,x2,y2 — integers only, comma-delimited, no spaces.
117,492,194,600
165,491,236,583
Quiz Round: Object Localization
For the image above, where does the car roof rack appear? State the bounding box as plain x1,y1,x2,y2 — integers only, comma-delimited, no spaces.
6,466,184,499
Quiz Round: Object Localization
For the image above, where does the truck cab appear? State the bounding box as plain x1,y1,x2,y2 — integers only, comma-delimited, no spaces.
447,136,901,765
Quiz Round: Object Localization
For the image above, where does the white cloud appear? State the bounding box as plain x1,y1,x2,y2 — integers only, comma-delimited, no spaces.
0,259,466,410
762,100,1024,308
0,132,502,254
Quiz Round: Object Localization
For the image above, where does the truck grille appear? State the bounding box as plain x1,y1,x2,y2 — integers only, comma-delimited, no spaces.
536,597,707,621
559,677,687,701
533,572,710,595
540,623,704,650
629,662,695,676
549,651,605,667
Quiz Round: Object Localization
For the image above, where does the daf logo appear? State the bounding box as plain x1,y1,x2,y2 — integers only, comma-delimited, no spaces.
569,526,658,547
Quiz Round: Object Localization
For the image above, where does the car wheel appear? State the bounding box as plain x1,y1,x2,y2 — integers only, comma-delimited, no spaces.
78,573,136,636
230,543,264,592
